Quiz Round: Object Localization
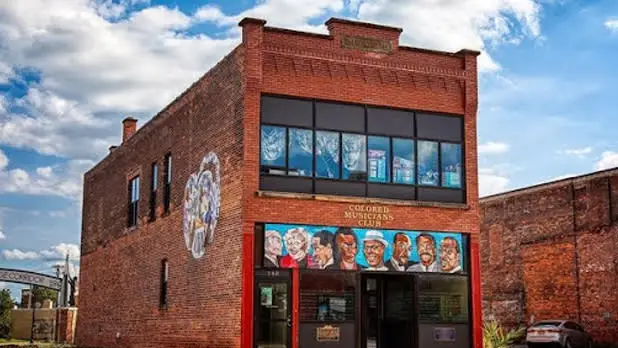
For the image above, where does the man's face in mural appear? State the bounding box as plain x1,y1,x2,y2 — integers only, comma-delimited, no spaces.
265,234,283,257
336,234,357,264
393,234,411,265
440,238,460,272
312,237,333,264
363,240,385,267
417,235,436,266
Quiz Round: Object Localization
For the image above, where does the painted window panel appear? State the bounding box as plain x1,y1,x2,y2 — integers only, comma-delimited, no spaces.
261,126,286,167
288,128,313,176
368,136,390,183
441,143,462,188
315,131,340,179
342,133,366,180
263,223,466,274
392,138,415,185
417,141,439,186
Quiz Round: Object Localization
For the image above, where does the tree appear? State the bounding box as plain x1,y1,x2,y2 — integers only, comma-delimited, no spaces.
0,289,15,338
32,286,57,306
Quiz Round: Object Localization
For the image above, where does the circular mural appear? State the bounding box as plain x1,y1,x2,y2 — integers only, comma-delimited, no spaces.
183,151,221,259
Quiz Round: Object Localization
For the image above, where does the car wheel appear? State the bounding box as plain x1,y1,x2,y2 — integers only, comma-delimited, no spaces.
587,340,593,348
565,338,573,348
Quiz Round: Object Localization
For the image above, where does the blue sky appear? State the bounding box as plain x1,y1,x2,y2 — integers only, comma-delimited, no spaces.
1,0,618,300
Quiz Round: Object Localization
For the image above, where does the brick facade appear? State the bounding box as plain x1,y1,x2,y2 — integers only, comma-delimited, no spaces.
480,169,618,343
77,17,482,348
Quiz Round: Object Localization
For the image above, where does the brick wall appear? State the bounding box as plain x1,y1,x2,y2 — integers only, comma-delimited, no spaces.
239,18,482,348
76,45,246,348
480,170,618,343
78,16,482,348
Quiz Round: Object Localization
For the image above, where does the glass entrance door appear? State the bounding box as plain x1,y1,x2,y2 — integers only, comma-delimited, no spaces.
362,274,415,348
255,269,292,348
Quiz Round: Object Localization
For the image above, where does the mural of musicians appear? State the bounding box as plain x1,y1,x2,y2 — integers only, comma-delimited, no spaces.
407,233,441,272
440,236,463,273
310,230,337,269
263,230,283,268
280,227,314,268
386,232,418,271
334,227,361,270
362,230,389,271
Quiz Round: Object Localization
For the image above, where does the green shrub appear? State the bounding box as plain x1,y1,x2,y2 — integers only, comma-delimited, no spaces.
483,319,526,348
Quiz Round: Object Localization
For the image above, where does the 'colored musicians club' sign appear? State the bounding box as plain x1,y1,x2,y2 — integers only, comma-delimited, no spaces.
263,221,466,274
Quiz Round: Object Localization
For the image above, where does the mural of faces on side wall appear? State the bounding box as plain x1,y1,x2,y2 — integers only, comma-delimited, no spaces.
182,152,221,259
264,223,465,274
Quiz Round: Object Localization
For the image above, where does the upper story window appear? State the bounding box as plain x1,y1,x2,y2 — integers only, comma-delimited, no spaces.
259,95,465,204
128,175,140,227
163,153,172,213
150,162,158,221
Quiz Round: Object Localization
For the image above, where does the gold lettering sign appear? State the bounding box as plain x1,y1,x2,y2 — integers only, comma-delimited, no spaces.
341,35,393,54
343,205,394,227
316,325,340,342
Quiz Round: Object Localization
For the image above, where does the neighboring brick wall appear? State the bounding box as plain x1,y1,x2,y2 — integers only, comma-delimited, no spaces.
480,170,618,343
76,45,246,348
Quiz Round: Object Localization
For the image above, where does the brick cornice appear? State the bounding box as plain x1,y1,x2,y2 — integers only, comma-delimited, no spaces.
262,45,467,79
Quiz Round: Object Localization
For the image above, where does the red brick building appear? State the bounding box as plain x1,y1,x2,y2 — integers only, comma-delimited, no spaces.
76,17,482,348
480,168,618,343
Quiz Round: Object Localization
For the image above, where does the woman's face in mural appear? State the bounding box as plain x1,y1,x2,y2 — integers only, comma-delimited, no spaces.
363,240,385,267
417,236,436,265
285,232,307,260
337,234,357,264
440,238,460,272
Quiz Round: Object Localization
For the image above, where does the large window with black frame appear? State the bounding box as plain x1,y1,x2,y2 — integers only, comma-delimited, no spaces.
259,95,465,204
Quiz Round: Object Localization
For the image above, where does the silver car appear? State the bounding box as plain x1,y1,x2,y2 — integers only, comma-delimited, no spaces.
526,320,593,348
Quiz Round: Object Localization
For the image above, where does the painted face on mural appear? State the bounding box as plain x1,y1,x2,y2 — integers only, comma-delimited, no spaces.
312,238,333,265
265,232,283,257
363,240,385,267
439,237,461,272
393,234,411,265
284,228,308,261
336,233,357,264
417,235,436,266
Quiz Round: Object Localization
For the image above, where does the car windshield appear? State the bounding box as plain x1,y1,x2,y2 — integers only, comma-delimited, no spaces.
532,321,562,328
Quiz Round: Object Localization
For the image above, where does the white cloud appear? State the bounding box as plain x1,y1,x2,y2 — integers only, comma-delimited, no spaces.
0,150,92,200
605,19,618,33
595,151,618,171
39,243,80,261
2,249,41,260
354,0,542,71
0,231,5,240
557,146,592,159
479,141,510,154
479,167,510,196
1,243,80,261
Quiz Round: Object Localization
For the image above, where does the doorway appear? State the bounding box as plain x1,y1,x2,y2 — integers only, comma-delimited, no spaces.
254,269,292,348
361,273,415,348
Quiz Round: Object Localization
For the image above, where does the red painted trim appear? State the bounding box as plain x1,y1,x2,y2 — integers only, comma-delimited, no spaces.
471,241,483,348
292,268,300,348
241,232,255,348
